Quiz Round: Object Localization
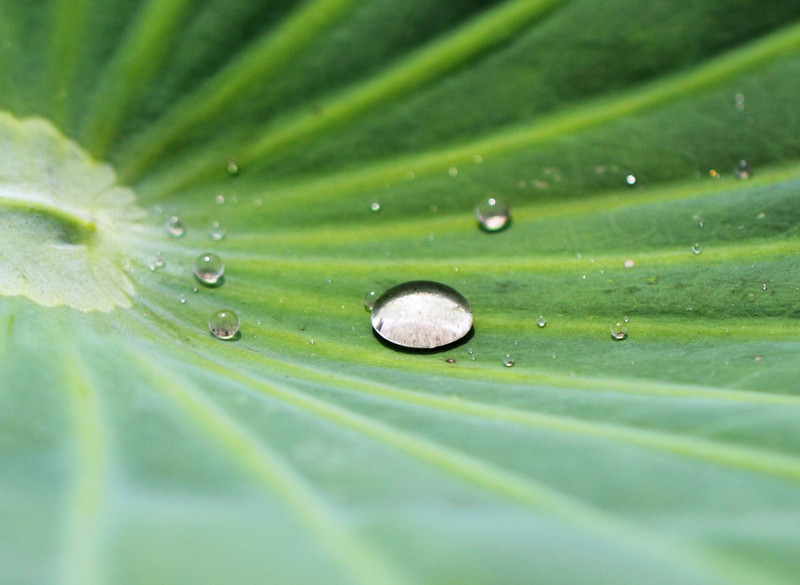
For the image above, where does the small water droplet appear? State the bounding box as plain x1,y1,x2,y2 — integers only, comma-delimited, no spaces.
467,347,474,355
209,309,239,340
214,193,225,205
445,358,456,364
370,200,381,213
610,321,628,341
753,355,763,362
363,290,377,311
209,221,226,241
325,277,333,284
624,259,635,268
178,293,187,304
513,340,519,347
192,285,199,293
625,174,636,186
226,157,239,176
502,354,515,367
536,315,546,328
193,253,224,285
473,154,483,164
370,281,472,349
150,254,165,271
691,243,703,255
761,283,767,291
475,197,510,232
165,216,186,238
448,167,459,177
733,159,752,179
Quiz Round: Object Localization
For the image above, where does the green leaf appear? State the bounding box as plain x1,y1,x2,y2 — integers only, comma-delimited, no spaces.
2,1,800,584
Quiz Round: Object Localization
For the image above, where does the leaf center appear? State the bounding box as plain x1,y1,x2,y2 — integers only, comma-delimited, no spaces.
0,112,145,312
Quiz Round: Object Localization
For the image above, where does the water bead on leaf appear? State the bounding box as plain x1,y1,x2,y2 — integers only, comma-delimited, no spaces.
502,354,515,367
370,281,472,349
610,321,628,341
536,315,547,328
193,253,224,285
475,197,510,232
209,309,240,340
165,216,186,238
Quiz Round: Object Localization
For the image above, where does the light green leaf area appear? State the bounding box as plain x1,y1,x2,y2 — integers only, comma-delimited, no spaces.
2,1,800,584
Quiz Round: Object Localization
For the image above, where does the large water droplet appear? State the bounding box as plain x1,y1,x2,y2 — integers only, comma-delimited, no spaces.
610,321,628,341
502,354,515,367
370,281,472,349
193,252,224,285
209,309,239,340
475,197,510,232
165,216,186,238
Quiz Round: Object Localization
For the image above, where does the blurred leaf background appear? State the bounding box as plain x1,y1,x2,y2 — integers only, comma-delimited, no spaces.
2,1,800,583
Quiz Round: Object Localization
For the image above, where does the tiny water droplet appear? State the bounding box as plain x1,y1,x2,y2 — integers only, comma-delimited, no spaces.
363,290,377,310
625,174,636,186
513,340,519,347
691,243,703,255
448,167,459,177
226,157,239,176
536,315,546,328
209,221,226,241
370,200,381,213
756,212,766,220
734,93,745,111
370,281,472,349
467,347,474,355
209,309,239,340
753,355,763,362
473,154,483,164
445,358,456,364
610,322,628,341
193,253,224,285
179,293,187,304
761,283,767,291
502,354,515,367
150,254,165,271
325,277,333,284
624,259,635,268
733,159,752,179
165,216,186,238
475,197,510,232
214,193,225,205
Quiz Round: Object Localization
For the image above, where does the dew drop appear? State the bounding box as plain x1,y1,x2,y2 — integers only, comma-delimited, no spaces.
761,283,767,291
193,252,224,285
363,290,377,311
733,159,752,180
226,157,239,176
165,216,186,238
624,259,635,268
625,174,636,186
691,243,703,255
370,200,381,213
150,254,165,271
209,221,226,241
502,354,515,367
214,193,225,205
448,167,459,177
536,315,547,328
179,293,187,304
610,321,628,341
475,197,510,232
209,309,239,340
370,281,472,349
